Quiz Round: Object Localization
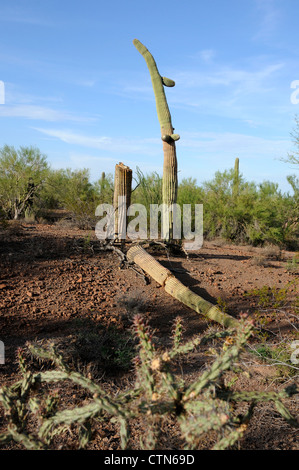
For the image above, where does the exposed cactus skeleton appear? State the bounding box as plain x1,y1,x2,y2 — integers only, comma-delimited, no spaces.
113,162,132,241
133,39,179,241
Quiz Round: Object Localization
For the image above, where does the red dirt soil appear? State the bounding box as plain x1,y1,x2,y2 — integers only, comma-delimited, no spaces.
0,222,298,450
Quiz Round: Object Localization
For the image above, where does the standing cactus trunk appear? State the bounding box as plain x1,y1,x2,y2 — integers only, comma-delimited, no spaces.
233,157,240,199
113,162,132,242
133,39,179,241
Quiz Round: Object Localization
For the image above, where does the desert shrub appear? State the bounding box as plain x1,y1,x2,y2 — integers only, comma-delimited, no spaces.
175,166,298,249
36,168,114,229
177,177,204,206
131,167,163,209
0,145,49,220
70,319,136,372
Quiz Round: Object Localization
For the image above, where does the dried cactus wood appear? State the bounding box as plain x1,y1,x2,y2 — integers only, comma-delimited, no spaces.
114,162,132,241
127,245,239,328
133,39,179,241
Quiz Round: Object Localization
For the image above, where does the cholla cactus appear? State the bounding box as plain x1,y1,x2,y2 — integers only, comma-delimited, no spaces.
0,319,297,450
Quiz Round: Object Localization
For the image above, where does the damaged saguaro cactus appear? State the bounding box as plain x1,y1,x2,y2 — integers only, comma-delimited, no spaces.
133,39,179,241
113,162,132,241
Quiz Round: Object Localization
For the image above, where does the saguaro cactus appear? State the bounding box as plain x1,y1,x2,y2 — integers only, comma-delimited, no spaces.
233,157,240,198
127,244,239,328
113,162,132,241
133,39,179,241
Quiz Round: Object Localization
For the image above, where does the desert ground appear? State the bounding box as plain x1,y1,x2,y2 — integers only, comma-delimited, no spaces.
0,221,298,450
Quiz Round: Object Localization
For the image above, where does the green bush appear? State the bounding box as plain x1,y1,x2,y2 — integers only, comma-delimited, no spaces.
36,168,114,229
176,166,298,249
0,145,49,220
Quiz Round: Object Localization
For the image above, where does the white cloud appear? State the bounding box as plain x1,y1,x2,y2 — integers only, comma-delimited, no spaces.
253,0,281,41
180,131,291,161
33,127,161,156
196,49,216,63
174,62,284,92
0,105,95,122
74,79,97,88
68,153,162,176
0,7,55,27
128,58,286,123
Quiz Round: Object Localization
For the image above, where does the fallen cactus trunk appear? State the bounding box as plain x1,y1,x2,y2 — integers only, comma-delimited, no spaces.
127,244,239,328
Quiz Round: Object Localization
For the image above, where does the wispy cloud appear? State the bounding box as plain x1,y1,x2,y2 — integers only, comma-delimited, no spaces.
181,131,290,157
191,49,216,64
165,59,286,125
127,58,285,116
253,0,281,41
174,61,284,92
74,79,97,88
61,152,164,181
0,7,55,27
0,105,95,122
4,84,64,106
33,128,161,156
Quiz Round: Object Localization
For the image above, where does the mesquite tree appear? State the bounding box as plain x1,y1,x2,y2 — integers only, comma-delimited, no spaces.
0,145,49,220
133,39,179,241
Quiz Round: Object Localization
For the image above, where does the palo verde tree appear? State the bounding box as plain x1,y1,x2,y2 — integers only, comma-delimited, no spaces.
133,39,179,242
284,115,299,166
0,145,49,220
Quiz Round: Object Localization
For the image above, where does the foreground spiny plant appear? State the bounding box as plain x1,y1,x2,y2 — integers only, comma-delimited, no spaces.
0,317,297,450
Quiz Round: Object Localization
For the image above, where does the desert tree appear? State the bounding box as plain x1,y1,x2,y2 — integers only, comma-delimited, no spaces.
283,115,299,167
0,145,49,220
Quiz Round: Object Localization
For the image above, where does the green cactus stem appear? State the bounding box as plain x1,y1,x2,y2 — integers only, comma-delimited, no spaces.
233,157,240,198
133,39,179,241
162,77,175,87
161,134,180,143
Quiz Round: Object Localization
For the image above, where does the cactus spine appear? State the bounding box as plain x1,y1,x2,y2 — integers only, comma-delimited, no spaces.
133,39,179,241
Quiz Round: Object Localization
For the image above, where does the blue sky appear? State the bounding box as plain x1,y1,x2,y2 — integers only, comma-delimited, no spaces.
0,0,298,193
